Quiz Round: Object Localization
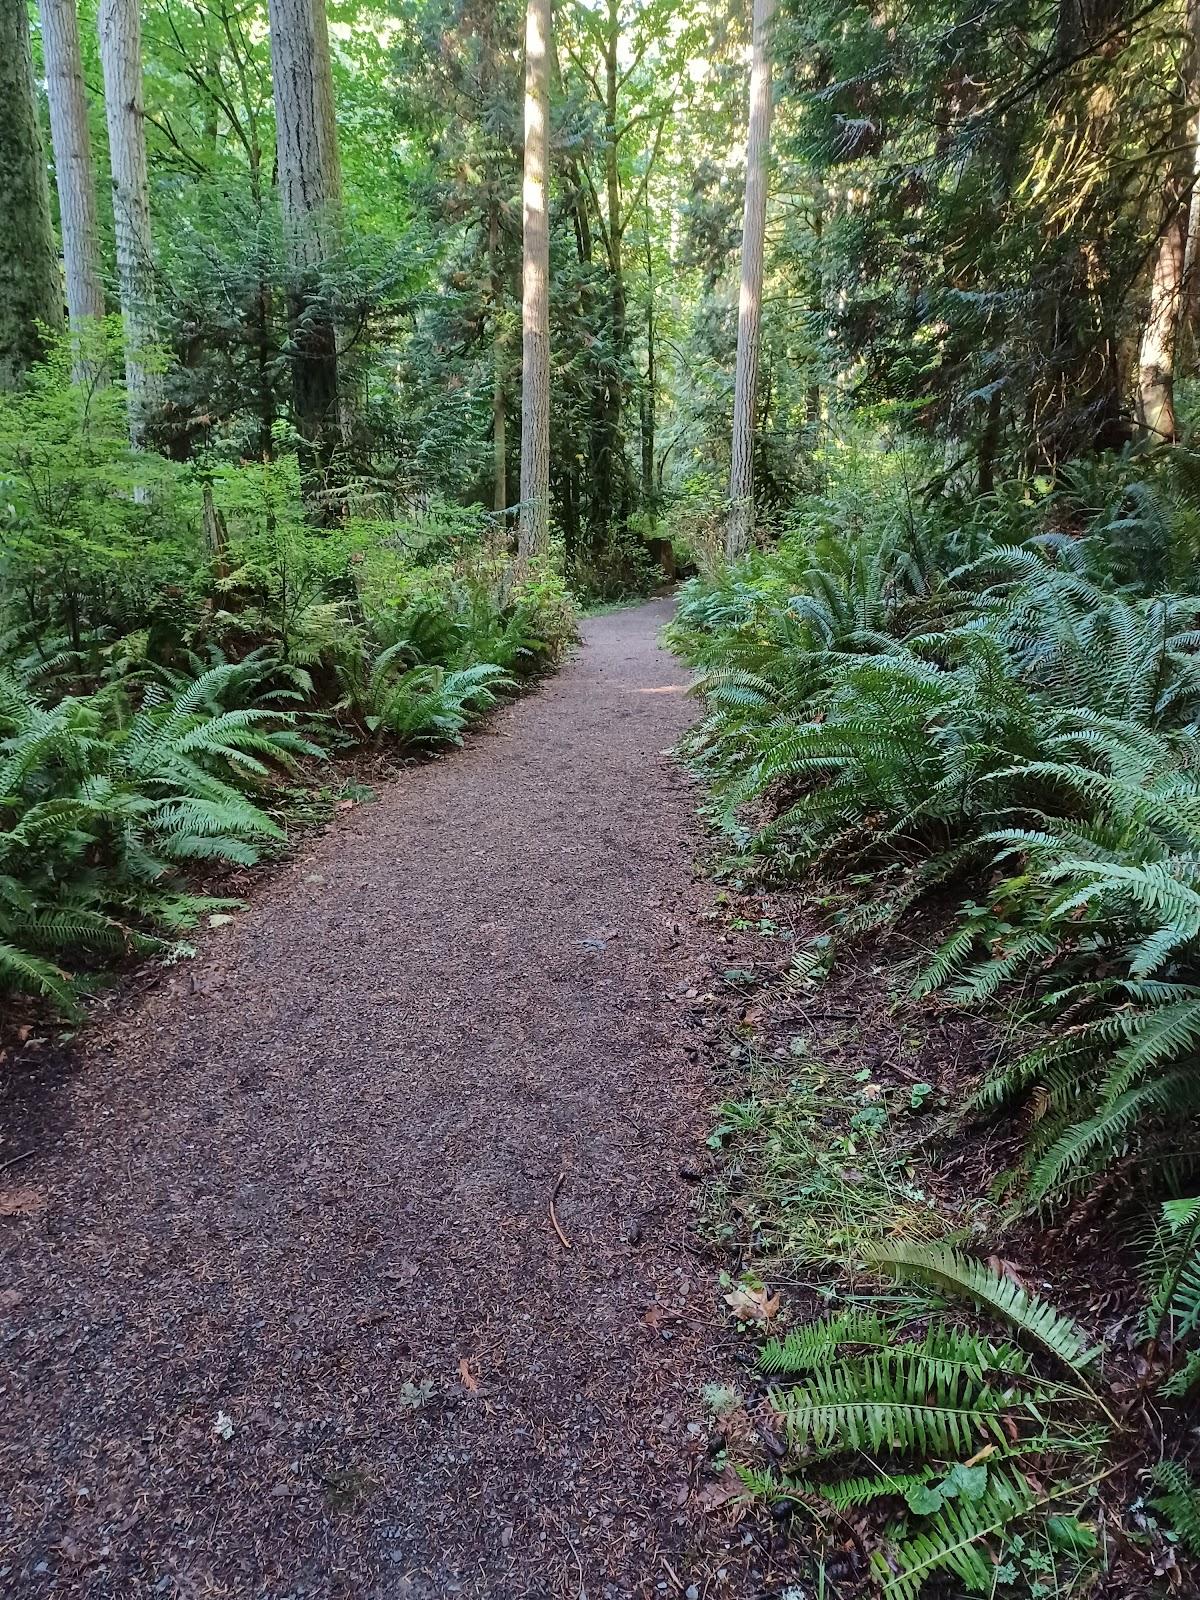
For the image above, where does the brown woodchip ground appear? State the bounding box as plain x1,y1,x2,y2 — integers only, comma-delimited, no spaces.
0,601,755,1600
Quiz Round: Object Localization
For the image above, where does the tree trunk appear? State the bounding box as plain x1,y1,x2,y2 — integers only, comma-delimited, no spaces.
267,0,344,477
489,203,508,516
586,0,627,556
38,0,105,361
97,0,160,440
1139,210,1187,442
1138,0,1200,443
517,0,551,561
727,0,777,557
641,212,656,512
805,208,823,431
493,359,508,517
0,0,64,388
977,384,1003,493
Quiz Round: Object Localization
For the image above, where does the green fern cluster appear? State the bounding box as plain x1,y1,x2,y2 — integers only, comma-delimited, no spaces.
336,646,512,746
756,1246,1107,1598
0,659,319,1010
1150,1462,1200,1557
680,458,1200,1208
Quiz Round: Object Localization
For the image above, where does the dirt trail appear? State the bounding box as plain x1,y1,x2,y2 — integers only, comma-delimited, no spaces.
1,601,731,1599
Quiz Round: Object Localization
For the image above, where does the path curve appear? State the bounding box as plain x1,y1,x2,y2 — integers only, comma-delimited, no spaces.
1,602,723,1599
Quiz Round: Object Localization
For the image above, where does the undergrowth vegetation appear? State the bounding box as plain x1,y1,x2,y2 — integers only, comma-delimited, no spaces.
677,438,1200,1595
0,338,577,1014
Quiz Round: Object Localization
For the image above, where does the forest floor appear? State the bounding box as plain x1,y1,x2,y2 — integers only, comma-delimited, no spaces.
0,602,788,1600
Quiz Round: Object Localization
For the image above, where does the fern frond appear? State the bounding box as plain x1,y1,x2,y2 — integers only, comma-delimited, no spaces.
866,1243,1099,1373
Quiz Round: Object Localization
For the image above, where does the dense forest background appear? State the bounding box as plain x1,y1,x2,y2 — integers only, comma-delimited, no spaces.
6,0,1200,581
6,0,1198,569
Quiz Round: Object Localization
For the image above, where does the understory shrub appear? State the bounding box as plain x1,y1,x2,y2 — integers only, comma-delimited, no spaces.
686,440,1200,1586
674,438,1200,1210
0,337,578,1012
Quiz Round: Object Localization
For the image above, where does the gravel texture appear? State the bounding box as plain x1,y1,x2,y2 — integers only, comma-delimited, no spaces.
0,601,736,1599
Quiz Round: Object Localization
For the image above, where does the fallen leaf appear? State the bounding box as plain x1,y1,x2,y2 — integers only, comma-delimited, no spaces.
723,1283,780,1323
987,1255,1028,1288
692,1465,748,1513
0,1188,45,1219
457,1357,479,1394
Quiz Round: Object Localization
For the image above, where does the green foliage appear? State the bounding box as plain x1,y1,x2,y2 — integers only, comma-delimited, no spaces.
758,1296,1102,1599
0,339,578,1014
1142,1196,1200,1346
0,323,199,671
339,651,510,747
0,659,316,1010
1150,1463,1200,1558
866,1243,1099,1375
682,444,1200,1209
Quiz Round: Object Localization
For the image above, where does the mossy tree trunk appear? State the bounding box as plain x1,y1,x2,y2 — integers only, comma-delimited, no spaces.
267,0,345,489
1137,0,1200,444
0,0,65,389
39,0,105,344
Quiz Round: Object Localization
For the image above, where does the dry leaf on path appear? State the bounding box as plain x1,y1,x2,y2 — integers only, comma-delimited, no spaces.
692,1465,748,1513
0,1188,45,1219
457,1357,479,1393
723,1283,780,1323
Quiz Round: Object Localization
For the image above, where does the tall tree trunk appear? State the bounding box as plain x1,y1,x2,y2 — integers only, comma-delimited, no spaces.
727,0,777,557
0,0,64,389
977,384,1003,493
38,0,105,361
587,0,626,556
1138,0,1200,443
641,211,655,511
267,0,344,480
1140,206,1188,441
97,0,160,440
489,203,508,516
806,208,823,431
493,358,508,517
518,0,551,561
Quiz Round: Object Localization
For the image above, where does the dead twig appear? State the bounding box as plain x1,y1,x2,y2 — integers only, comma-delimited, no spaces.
564,1531,585,1599
0,1149,36,1176
549,1172,571,1249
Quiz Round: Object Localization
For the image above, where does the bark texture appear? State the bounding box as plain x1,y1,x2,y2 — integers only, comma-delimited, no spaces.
98,0,161,438
727,0,777,557
1137,0,1200,443
518,0,551,561
489,203,508,516
586,0,627,555
267,0,344,466
0,0,65,388
39,0,105,340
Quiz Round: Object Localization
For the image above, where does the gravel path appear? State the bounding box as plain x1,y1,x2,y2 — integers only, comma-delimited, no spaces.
0,602,730,1600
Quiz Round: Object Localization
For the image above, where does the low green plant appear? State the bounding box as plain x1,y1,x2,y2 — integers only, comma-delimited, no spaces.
0,659,319,1010
337,647,511,746
749,1249,1123,1598
682,449,1200,1210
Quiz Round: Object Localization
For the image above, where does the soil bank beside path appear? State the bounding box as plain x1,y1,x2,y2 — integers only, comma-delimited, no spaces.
1,601,739,1599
